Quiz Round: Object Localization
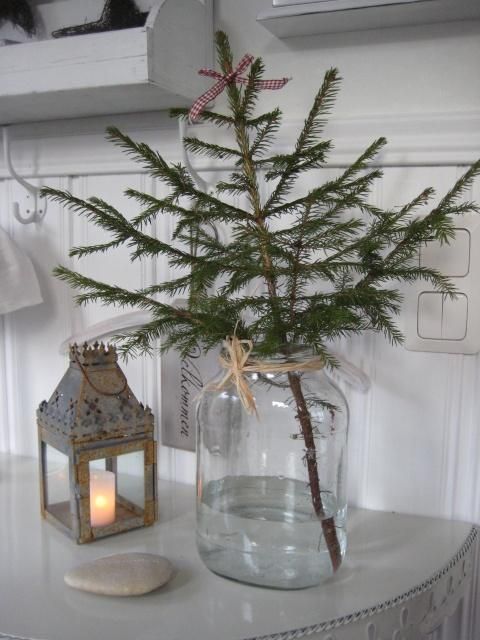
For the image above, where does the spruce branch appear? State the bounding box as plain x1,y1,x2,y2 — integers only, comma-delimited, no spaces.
295,67,341,154
241,57,266,119
45,48,479,359
54,266,164,311
250,108,282,159
171,107,235,128
183,136,242,161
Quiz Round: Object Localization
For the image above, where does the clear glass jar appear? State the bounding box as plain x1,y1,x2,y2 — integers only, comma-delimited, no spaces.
196,347,349,589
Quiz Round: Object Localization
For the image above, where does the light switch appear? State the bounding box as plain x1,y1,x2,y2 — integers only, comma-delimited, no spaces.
419,228,470,277
417,292,468,341
404,193,480,354
442,294,468,340
417,292,442,339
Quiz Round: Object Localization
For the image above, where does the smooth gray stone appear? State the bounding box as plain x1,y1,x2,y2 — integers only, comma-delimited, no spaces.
64,552,174,596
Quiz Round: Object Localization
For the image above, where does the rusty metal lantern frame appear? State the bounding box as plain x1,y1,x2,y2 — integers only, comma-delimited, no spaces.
37,343,158,543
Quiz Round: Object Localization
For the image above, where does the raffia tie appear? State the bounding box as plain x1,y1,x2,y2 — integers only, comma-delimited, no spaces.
216,336,325,416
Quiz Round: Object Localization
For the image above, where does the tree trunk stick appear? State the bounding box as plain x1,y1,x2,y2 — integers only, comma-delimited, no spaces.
232,103,342,573
287,371,342,573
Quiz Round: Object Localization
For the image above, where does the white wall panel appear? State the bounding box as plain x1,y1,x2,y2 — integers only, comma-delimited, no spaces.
0,175,74,456
216,0,480,120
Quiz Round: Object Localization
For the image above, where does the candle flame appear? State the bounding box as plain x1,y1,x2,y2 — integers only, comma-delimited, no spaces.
94,495,109,508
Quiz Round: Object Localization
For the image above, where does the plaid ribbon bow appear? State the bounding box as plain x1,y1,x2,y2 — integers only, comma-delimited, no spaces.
188,53,290,123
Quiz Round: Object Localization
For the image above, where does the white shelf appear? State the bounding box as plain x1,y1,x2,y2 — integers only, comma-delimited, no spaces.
0,0,213,125
0,454,478,640
258,0,480,38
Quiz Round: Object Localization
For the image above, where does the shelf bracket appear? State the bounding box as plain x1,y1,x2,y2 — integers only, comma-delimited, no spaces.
2,127,47,225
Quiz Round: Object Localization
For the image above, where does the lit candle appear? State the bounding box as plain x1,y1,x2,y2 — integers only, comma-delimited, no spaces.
90,469,116,527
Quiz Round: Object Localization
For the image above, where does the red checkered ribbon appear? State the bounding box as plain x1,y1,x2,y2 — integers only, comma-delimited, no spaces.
188,53,290,123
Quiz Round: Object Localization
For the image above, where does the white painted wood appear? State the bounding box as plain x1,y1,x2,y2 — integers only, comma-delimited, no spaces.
149,0,214,98
0,454,476,640
0,181,9,453
0,0,213,125
1,111,479,182
0,314,10,453
257,0,480,38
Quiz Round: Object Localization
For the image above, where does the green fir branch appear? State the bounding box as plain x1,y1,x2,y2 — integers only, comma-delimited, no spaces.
44,31,480,364
182,137,242,161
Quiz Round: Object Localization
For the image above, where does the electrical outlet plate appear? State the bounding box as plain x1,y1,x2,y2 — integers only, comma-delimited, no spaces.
404,212,480,354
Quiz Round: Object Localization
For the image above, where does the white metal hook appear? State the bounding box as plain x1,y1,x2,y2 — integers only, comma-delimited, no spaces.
178,119,216,196
2,127,47,224
179,118,220,242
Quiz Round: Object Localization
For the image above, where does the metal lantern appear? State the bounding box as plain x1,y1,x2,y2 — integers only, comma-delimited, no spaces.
37,343,157,543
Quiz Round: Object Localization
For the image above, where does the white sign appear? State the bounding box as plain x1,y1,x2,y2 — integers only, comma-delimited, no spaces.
161,345,219,452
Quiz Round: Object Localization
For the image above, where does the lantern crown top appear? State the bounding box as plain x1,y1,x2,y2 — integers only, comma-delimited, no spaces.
70,342,118,366
38,341,154,443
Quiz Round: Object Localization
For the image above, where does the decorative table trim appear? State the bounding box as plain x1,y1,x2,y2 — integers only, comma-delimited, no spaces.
245,527,478,640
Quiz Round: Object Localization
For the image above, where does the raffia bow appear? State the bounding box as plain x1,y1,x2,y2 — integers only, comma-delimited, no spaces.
216,336,326,416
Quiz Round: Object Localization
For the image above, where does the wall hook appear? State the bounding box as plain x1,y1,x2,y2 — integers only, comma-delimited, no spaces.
179,118,219,242
2,126,47,224
178,118,216,196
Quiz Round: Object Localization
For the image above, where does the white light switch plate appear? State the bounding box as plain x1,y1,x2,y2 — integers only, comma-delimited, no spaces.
404,212,480,354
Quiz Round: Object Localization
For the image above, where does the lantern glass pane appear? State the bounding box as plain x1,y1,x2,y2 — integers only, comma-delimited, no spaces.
88,450,145,529
90,458,108,472
44,444,71,530
117,450,145,511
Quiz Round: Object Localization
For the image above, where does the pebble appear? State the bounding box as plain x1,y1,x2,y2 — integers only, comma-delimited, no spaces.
64,552,174,596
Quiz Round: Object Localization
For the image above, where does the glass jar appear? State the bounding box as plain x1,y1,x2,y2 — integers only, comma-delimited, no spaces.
196,347,349,589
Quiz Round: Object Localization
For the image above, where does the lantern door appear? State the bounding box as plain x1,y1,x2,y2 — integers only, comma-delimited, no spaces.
75,440,156,543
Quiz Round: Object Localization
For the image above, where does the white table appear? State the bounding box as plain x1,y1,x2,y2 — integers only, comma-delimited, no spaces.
0,454,477,640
